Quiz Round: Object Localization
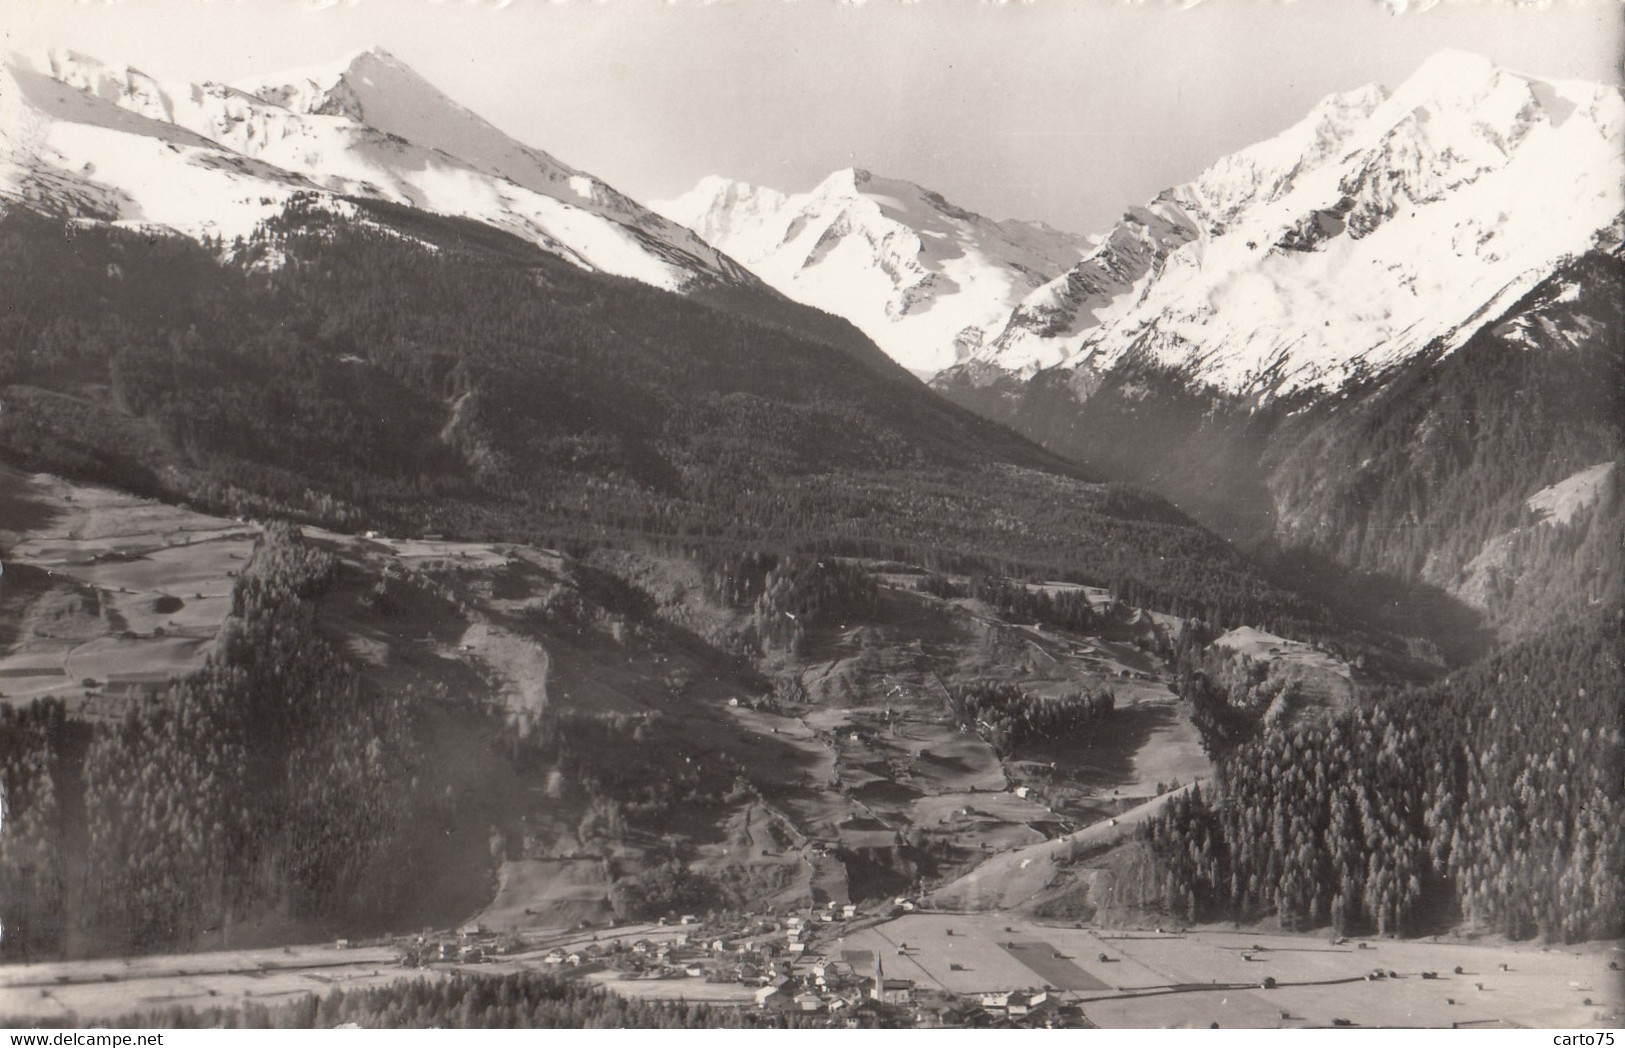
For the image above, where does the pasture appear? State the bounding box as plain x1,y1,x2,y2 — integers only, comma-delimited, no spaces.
474,859,614,932
0,467,257,710
821,913,1624,1028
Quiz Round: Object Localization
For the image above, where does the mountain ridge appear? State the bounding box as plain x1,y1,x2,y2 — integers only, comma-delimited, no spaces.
1,46,753,291
938,49,1624,394
656,166,1092,375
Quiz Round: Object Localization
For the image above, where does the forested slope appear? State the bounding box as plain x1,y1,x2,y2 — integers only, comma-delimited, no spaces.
1143,610,1622,943
0,200,1331,634
937,251,1625,646
0,525,432,957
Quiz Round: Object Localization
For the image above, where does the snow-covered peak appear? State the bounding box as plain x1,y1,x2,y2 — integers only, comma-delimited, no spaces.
238,48,739,278
243,47,401,116
1175,81,1388,232
28,49,178,125
1393,47,1502,105
255,48,583,179
237,51,368,115
952,49,1625,394
656,168,1092,375
4,46,752,292
658,175,790,256
810,166,873,199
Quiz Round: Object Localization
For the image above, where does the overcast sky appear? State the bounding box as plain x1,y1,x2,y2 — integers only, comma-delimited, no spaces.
8,0,1622,233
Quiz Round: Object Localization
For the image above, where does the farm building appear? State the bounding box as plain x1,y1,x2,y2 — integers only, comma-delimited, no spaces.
980,990,1052,1019
755,976,791,1008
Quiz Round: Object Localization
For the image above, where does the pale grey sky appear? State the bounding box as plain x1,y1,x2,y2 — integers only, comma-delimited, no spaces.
8,0,1622,233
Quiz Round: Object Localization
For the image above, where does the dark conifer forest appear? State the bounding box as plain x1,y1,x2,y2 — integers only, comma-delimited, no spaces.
0,203,1329,635
0,524,433,957
0,195,1619,980
1145,611,1622,942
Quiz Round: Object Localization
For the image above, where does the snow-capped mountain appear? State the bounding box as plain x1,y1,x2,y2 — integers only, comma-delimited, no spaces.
945,49,1624,395
656,168,1091,375
0,48,750,290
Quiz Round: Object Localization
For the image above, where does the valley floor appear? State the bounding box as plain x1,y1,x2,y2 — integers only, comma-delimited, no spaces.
1,918,1616,1029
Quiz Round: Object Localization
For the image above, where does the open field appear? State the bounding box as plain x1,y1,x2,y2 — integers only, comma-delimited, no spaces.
0,920,717,1024
9,909,1614,1028
580,972,757,1004
474,859,613,932
819,913,1625,1028
926,784,1197,911
0,466,257,710
0,943,404,1025
1001,941,1109,990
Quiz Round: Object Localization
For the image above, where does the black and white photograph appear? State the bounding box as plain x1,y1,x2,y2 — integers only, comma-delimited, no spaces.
0,0,1621,1034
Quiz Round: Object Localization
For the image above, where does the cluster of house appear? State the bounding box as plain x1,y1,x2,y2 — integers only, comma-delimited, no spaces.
520,903,906,998
394,904,1086,1028
963,989,1085,1027
751,956,882,1015
397,922,518,967
748,930,927,1019
520,909,850,986
751,958,1085,1029
737,906,1086,1028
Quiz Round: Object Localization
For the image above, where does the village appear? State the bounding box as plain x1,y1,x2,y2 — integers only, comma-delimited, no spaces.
347,901,1620,1030
391,901,1091,1029
3,897,1618,1028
